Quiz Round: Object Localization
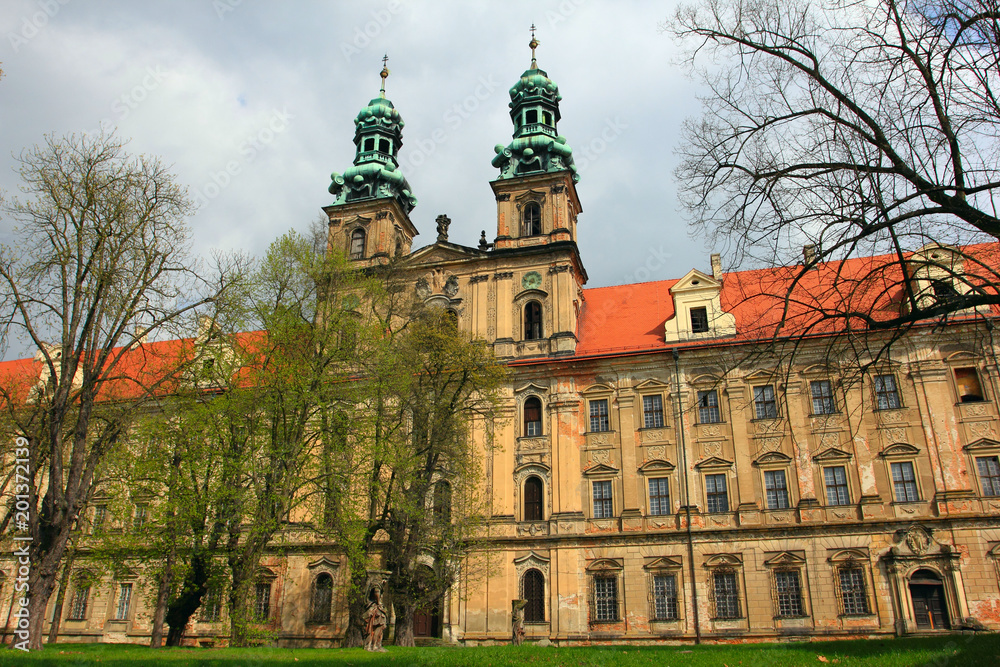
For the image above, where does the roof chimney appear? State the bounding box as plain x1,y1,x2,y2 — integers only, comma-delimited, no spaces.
710,253,722,278
803,244,817,268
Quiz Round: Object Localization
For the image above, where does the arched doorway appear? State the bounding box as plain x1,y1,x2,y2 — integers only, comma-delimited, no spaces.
412,565,442,639
909,569,950,630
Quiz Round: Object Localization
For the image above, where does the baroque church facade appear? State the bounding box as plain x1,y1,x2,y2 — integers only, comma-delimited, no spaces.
6,43,1000,646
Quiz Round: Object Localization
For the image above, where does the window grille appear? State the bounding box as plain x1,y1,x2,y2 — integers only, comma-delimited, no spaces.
705,474,729,513
697,390,721,423
592,576,619,622
773,570,804,617
310,573,333,623
651,574,679,620
115,583,132,621
837,566,870,615
712,570,741,619
522,569,545,622
648,478,671,515
201,588,222,622
593,480,613,518
255,582,271,621
690,307,709,333
68,585,90,620
643,394,664,429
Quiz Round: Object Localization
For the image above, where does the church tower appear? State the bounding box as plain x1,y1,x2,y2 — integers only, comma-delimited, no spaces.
323,58,419,266
490,27,582,250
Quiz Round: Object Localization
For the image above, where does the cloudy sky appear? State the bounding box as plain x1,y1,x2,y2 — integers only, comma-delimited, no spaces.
0,0,708,289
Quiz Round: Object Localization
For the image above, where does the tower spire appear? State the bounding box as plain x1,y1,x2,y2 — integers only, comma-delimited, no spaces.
379,54,389,97
529,24,539,68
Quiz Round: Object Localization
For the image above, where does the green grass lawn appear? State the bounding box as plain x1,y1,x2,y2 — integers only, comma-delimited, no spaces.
0,634,995,666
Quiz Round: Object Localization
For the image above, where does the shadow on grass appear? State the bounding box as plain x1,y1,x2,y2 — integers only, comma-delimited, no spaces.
0,633,994,666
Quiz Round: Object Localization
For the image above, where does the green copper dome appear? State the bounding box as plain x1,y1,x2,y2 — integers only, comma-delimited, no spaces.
492,63,578,182
328,84,417,213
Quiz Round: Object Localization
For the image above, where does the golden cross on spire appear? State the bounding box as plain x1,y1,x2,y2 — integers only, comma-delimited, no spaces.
529,24,539,68
379,54,389,97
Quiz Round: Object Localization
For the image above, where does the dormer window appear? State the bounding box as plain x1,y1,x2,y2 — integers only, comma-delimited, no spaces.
349,229,366,259
522,202,541,236
690,307,709,333
525,109,538,124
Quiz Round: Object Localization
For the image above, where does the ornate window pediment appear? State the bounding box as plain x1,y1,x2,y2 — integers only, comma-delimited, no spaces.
634,378,669,391
583,463,619,476
644,556,682,571
307,557,341,571
704,553,742,568
828,548,869,563
964,438,1000,452
801,364,836,378
638,459,675,474
763,551,806,568
813,447,852,462
669,269,721,294
514,551,551,568
581,383,613,396
753,451,792,466
515,381,549,396
586,558,623,572
695,456,734,470
880,443,920,458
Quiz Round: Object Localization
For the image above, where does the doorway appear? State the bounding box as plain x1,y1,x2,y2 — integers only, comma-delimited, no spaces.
909,569,950,630
412,602,440,638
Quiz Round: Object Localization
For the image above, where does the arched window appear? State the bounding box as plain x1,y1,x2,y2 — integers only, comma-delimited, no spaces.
522,569,545,622
310,572,333,623
433,481,452,523
524,301,543,340
524,476,543,521
349,229,366,259
522,202,541,236
524,397,542,436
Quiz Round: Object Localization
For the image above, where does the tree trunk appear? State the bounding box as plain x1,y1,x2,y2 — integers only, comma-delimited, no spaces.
228,578,254,648
393,601,415,647
164,553,209,647
149,549,176,648
342,568,369,648
21,529,71,650
46,553,75,644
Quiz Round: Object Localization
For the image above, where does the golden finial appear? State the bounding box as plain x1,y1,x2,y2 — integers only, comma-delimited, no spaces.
379,54,389,97
529,24,539,68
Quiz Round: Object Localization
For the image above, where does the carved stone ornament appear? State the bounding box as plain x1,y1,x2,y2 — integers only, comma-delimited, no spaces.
702,441,723,457
444,275,459,297
905,526,931,555
522,271,543,290
701,425,722,438
969,421,997,439
646,445,666,460
590,449,611,465
965,403,988,417
415,278,430,298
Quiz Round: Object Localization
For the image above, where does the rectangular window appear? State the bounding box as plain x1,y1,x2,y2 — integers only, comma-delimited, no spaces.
592,480,613,518
754,385,778,419
68,585,89,620
705,473,729,513
712,571,741,619
115,583,132,621
201,589,222,622
643,395,664,429
774,570,804,617
824,466,851,506
589,399,609,432
955,367,985,402
976,456,1000,496
890,461,920,502
593,576,619,622
255,582,271,621
874,374,901,410
810,380,836,414
524,400,542,436
697,390,721,424
92,506,107,534
133,504,147,531
690,306,709,333
764,470,790,509
839,567,870,615
648,478,671,515
652,574,679,620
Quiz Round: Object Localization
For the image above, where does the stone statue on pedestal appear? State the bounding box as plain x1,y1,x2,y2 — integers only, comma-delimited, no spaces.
511,599,527,645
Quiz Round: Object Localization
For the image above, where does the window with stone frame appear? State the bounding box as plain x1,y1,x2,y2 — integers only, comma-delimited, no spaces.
697,389,721,424
764,469,790,509
873,374,902,410
68,583,90,621
954,367,985,402
524,301,543,340
524,396,543,436
754,384,778,419
772,569,805,618
310,572,334,623
711,568,742,619
522,568,545,622
835,562,871,616
976,455,1000,497
591,575,620,623
592,480,613,518
254,581,272,621
522,201,542,236
823,466,851,506
690,306,709,333
705,473,729,513
810,380,836,414
648,477,671,516
589,398,610,432
200,587,223,622
523,475,543,521
651,573,679,620
890,460,920,502
114,582,133,621
642,394,665,429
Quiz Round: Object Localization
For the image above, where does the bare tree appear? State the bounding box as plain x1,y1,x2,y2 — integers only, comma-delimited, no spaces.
0,132,213,650
670,0,1000,334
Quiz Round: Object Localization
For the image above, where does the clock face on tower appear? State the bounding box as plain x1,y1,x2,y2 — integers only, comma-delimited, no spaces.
522,271,542,290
